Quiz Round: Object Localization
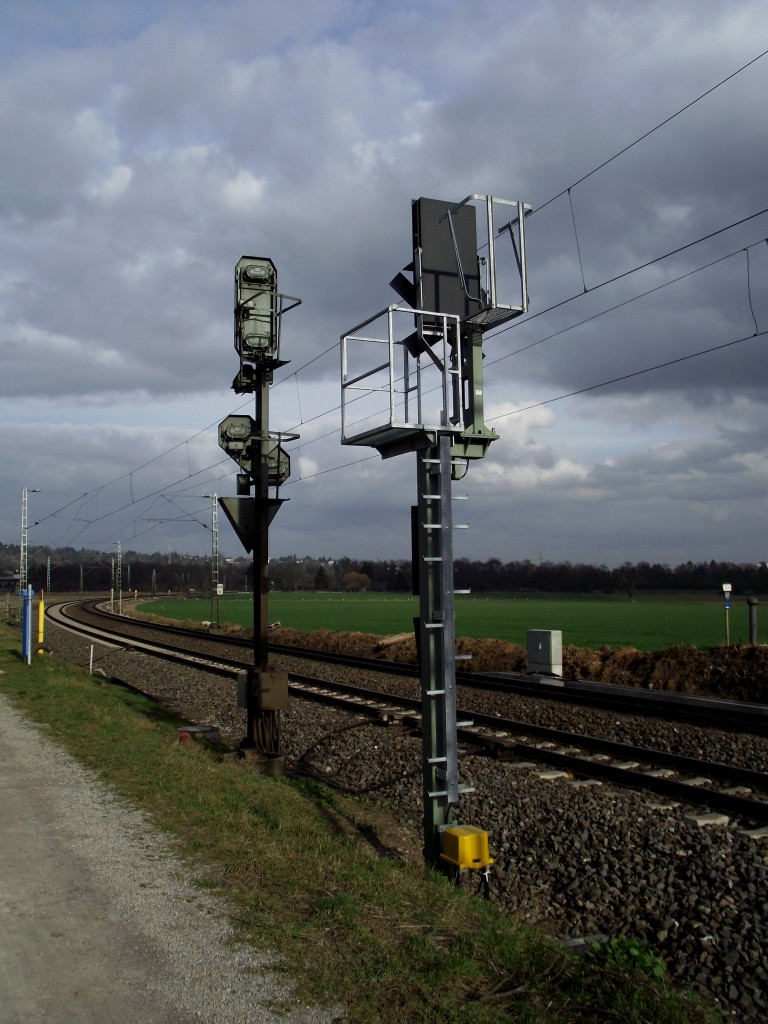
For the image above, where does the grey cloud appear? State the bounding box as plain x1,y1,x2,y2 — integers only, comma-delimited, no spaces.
0,0,765,564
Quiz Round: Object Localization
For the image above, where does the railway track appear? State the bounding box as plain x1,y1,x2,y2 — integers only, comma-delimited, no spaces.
56,599,768,735
44,599,768,1018
48,599,768,826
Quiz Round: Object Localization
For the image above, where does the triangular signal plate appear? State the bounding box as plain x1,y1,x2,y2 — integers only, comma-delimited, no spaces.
219,497,286,554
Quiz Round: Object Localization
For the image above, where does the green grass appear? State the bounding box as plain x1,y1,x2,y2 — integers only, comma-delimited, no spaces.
141,591,758,651
0,620,718,1024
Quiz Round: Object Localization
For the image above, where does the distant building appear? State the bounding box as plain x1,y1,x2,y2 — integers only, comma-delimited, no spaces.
0,572,20,592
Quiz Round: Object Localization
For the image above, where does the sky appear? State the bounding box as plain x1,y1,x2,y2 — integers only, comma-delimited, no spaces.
1,0,766,570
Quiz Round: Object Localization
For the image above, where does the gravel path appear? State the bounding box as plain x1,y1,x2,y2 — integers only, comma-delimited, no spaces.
45,622,768,1022
0,685,341,1023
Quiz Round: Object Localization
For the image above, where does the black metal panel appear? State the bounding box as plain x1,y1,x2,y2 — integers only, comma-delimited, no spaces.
412,198,481,318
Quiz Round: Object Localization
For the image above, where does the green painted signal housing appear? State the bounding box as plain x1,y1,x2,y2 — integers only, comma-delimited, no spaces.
266,440,290,486
219,415,290,486
235,256,278,362
218,414,255,474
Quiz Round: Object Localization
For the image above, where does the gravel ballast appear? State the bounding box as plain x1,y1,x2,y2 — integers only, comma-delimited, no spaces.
45,622,768,1022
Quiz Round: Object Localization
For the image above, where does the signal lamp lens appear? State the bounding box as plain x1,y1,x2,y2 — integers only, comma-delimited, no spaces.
242,264,272,283
242,331,272,352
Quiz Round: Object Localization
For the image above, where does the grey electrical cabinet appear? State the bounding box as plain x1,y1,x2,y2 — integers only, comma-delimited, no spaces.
527,629,563,677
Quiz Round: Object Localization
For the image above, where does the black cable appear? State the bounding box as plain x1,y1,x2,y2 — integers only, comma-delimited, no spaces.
486,239,764,368
284,210,768,449
269,51,768,392
531,48,768,217
42,198,765,537
282,452,379,486
33,177,766,545
568,188,588,292
486,329,766,424
745,247,761,335
488,207,768,341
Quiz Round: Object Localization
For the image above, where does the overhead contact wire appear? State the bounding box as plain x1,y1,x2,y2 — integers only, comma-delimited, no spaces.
531,48,768,217
486,330,766,423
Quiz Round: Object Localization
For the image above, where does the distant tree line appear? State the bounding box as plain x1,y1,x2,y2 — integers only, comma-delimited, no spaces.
452,558,767,597
3,542,763,596
0,543,236,595
269,555,766,596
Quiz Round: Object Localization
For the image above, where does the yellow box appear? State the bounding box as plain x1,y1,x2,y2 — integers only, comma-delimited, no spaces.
439,825,493,869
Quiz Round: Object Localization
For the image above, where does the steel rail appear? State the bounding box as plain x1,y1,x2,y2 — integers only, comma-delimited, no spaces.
51,603,768,825
64,598,768,736
291,676,768,825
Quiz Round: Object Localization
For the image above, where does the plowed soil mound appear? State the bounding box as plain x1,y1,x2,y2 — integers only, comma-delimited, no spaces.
128,608,767,705
266,626,768,705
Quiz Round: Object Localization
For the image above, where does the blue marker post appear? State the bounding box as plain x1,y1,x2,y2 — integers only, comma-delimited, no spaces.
21,586,34,664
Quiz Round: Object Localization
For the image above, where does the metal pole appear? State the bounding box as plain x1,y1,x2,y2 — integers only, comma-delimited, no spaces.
415,434,460,867
117,541,122,615
202,493,219,627
20,489,29,596
254,382,269,669
247,377,279,754
22,587,33,664
211,494,219,627
748,597,759,646
20,488,39,629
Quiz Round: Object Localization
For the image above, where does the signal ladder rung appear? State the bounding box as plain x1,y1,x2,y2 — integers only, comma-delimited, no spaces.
427,756,447,765
423,557,442,562
426,688,446,696
424,622,444,629
455,589,471,595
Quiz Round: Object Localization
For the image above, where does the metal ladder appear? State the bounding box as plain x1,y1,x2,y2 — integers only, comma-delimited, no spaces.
414,434,474,864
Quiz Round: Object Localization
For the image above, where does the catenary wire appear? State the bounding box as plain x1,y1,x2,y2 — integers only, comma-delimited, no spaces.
486,207,768,343
37,201,766,537
51,235,767,543
280,236,767,451
28,64,768,545
268,50,768,392
485,330,766,424
280,330,765,485
530,47,768,217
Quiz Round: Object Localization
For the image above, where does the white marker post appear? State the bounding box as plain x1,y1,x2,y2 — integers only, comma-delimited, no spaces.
722,583,732,647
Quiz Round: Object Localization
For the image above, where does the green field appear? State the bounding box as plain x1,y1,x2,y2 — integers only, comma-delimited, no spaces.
139,591,761,651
